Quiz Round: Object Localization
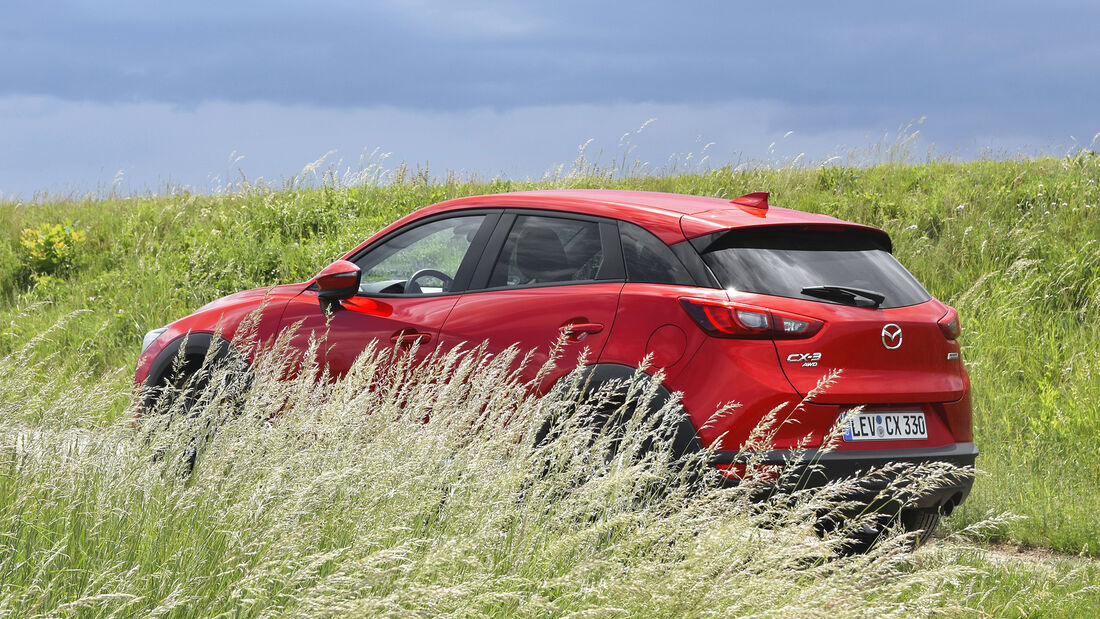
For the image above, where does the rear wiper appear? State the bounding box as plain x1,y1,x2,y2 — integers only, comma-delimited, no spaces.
800,285,886,308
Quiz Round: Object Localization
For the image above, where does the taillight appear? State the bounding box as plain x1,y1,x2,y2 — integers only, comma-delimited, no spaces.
938,307,961,340
680,298,823,339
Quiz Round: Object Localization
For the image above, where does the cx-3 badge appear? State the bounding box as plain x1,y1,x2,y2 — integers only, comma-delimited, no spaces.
881,324,903,350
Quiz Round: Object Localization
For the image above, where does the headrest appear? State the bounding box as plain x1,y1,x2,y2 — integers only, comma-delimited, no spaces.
515,227,572,282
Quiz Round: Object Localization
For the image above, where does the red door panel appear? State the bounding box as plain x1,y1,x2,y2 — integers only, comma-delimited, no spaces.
437,283,624,391
279,290,459,376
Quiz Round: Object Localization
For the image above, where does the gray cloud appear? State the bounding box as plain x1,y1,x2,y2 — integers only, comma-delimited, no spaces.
0,1,1097,197
0,96,1073,200
3,1,1098,134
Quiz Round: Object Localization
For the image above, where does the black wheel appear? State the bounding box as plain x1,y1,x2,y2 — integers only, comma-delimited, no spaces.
147,353,250,419
899,508,941,547
815,508,941,556
814,512,892,556
536,373,658,460
143,353,252,475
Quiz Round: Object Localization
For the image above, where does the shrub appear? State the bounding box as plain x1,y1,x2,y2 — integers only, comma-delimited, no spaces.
19,219,86,278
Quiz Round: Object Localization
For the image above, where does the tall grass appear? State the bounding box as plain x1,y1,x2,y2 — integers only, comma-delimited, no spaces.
1,319,1096,616
0,151,1097,557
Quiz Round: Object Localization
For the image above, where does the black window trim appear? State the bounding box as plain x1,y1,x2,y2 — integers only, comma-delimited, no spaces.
615,219,714,288
329,206,729,298
670,241,721,288
342,209,502,298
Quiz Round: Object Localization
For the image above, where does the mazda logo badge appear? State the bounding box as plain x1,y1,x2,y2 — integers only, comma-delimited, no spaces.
881,324,903,350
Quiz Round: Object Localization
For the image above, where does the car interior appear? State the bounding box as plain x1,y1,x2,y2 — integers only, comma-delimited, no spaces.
488,216,603,287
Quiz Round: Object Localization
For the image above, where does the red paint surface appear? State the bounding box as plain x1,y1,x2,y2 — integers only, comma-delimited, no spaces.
645,324,686,368
280,289,459,375
437,283,624,390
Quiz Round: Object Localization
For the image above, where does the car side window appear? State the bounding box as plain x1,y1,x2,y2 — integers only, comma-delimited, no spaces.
488,215,605,288
353,215,486,295
619,221,694,285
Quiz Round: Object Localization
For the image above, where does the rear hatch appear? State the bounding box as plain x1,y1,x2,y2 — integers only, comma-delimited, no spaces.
696,225,966,404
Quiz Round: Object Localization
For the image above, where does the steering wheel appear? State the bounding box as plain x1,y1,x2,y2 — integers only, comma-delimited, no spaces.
405,269,454,294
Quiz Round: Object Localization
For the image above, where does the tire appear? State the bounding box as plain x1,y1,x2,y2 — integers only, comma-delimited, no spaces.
813,513,890,556
140,333,249,415
142,364,212,474
816,508,940,556
536,364,702,459
142,339,252,475
899,508,941,547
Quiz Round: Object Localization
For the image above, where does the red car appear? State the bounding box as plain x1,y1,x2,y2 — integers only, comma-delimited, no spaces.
136,189,975,535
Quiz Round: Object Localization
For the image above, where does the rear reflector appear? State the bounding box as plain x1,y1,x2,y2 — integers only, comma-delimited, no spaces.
716,462,782,482
681,298,823,339
938,306,962,339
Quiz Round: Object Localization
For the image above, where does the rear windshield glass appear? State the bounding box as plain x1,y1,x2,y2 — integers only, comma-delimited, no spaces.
699,228,931,308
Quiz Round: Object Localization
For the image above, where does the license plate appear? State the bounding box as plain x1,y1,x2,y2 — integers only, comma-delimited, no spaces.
842,410,927,441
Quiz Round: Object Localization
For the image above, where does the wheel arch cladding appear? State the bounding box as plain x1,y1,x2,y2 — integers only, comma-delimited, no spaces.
561,363,704,459
141,332,249,410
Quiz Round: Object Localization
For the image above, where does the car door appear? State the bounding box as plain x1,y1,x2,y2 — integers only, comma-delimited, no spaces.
437,212,625,392
279,212,498,376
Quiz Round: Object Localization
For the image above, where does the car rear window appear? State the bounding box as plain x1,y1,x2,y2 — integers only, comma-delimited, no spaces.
698,227,931,308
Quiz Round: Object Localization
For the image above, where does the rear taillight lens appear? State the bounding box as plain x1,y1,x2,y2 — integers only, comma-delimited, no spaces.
681,298,823,339
938,307,961,340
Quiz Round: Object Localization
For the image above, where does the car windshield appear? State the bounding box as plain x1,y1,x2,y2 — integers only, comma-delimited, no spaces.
699,227,931,309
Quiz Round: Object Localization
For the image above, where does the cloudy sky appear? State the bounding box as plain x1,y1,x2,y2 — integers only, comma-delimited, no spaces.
2,1,1098,198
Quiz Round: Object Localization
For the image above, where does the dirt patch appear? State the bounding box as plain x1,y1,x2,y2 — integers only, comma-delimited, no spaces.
977,541,1099,568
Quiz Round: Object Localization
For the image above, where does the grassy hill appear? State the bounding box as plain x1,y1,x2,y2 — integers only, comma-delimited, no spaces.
1,155,1098,614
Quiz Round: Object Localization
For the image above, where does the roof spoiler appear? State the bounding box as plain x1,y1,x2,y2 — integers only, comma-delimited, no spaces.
730,192,768,216
688,223,893,254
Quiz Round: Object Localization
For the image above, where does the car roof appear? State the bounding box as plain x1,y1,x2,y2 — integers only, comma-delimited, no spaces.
415,189,885,245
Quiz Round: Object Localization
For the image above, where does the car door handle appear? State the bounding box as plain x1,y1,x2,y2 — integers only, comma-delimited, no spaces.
391,330,432,346
559,322,603,341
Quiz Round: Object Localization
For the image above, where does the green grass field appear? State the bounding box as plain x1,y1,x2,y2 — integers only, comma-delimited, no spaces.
1,153,1098,615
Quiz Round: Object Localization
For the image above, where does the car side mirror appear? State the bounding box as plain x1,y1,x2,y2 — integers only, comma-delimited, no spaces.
315,259,361,314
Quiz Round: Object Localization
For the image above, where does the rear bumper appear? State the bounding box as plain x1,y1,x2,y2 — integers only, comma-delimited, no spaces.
712,442,978,511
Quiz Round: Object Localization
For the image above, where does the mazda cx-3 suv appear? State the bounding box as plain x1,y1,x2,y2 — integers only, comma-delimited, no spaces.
136,190,976,536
